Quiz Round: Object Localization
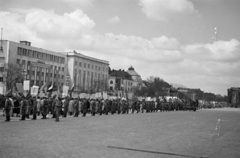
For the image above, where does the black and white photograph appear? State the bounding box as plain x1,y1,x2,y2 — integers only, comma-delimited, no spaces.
0,0,240,157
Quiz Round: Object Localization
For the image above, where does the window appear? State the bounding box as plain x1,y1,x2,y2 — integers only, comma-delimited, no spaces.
110,87,113,90
62,67,64,72
28,50,33,57
84,63,86,68
95,66,97,70
17,59,20,64
79,62,81,67
0,67,4,72
58,66,61,71
17,47,22,55
98,67,100,71
110,81,113,84
62,75,64,79
22,60,25,65
88,64,90,69
92,65,94,69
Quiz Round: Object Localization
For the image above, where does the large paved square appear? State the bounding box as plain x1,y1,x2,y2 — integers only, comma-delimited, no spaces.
1,108,240,158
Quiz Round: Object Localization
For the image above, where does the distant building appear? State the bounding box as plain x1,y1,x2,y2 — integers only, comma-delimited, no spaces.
67,51,109,93
108,69,133,97
227,87,240,107
126,66,145,89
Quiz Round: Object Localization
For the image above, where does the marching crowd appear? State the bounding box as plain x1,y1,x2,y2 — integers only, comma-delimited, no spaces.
1,94,198,122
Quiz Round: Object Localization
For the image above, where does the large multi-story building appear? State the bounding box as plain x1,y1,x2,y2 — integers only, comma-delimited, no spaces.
0,40,109,94
67,51,109,93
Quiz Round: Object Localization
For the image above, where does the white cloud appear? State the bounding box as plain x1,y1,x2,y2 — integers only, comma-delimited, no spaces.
107,16,121,24
0,9,239,95
62,0,94,8
139,0,197,20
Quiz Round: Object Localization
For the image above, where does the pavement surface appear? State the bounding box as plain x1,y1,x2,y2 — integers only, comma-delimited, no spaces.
0,108,240,158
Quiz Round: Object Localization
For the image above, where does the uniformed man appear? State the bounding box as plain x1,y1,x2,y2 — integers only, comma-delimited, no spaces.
20,98,27,120
32,97,38,120
54,96,62,122
4,96,13,121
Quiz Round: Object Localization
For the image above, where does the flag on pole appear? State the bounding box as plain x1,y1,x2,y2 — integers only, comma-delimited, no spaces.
40,82,47,92
70,84,74,98
48,84,53,91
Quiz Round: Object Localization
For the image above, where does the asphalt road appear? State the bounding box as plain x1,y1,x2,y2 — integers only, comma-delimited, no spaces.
0,108,240,158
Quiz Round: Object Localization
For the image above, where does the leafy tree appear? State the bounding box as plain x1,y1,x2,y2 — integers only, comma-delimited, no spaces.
134,76,171,97
0,63,24,91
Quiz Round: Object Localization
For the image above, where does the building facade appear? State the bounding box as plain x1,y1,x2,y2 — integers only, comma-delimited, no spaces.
108,69,133,97
67,51,109,93
0,40,109,94
126,66,145,89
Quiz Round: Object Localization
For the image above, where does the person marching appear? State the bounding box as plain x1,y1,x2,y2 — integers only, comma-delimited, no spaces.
20,98,27,121
32,97,38,120
53,96,62,122
4,96,13,121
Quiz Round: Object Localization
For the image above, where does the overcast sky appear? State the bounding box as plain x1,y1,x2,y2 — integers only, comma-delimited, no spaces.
1,0,240,95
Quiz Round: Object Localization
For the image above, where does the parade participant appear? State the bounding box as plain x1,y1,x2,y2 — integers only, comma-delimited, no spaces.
62,97,69,117
78,99,82,115
73,98,79,117
37,97,41,116
50,96,56,118
82,99,87,117
90,99,96,116
32,97,38,120
20,98,27,121
41,97,48,119
53,96,62,122
25,98,32,119
103,99,108,115
68,98,74,115
4,96,13,121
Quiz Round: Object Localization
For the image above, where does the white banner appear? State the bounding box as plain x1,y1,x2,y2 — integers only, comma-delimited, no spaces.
31,86,39,96
62,85,69,97
23,80,30,91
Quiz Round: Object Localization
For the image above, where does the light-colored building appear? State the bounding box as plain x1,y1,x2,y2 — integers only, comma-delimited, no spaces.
0,40,109,94
126,66,145,89
67,51,109,93
0,40,67,93
108,69,133,97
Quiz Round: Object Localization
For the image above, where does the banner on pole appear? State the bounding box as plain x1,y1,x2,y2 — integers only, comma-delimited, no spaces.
62,85,69,98
16,83,24,93
23,80,30,91
31,86,39,96
0,87,3,95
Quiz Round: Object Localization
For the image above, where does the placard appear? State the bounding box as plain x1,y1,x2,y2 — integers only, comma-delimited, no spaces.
79,93,86,99
103,92,108,99
31,86,39,96
0,87,3,94
62,85,69,97
23,80,30,91
16,83,24,93
90,94,96,99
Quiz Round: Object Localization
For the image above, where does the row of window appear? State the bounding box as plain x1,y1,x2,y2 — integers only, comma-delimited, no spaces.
30,80,64,88
74,61,108,72
109,86,132,92
109,80,133,86
17,59,65,72
17,47,65,64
